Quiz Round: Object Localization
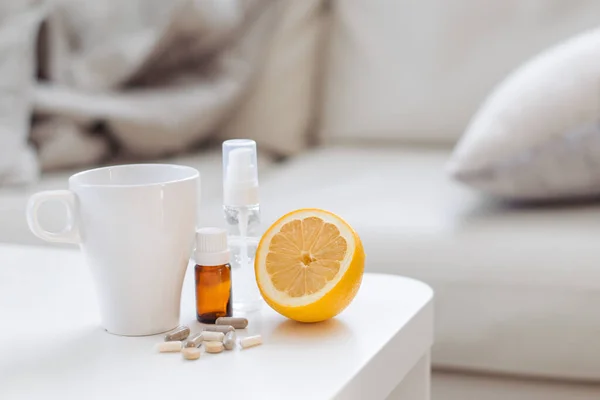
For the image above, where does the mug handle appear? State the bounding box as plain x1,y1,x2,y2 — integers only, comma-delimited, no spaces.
26,190,81,244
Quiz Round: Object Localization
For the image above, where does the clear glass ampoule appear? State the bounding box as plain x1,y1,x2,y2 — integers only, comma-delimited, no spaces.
222,139,263,312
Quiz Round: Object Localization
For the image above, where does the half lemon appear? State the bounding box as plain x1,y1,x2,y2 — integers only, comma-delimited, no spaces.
255,209,365,322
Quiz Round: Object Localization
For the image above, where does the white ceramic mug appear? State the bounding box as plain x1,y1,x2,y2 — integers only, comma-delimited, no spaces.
26,164,199,336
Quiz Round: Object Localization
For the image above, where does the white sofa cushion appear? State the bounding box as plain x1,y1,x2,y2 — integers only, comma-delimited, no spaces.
433,372,600,400
0,149,273,246
448,28,600,200
258,146,600,381
6,144,600,381
321,0,600,145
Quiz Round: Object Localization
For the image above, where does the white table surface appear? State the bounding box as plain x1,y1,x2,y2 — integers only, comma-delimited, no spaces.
0,244,433,400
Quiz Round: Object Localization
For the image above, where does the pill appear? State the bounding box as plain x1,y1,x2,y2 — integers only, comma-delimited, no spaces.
155,341,182,353
201,331,224,342
164,326,190,342
204,341,224,354
240,335,262,349
202,325,235,333
215,317,248,329
182,347,201,360
223,330,236,350
185,333,204,348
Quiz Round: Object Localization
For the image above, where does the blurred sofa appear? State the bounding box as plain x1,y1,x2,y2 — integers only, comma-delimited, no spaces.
4,1,600,399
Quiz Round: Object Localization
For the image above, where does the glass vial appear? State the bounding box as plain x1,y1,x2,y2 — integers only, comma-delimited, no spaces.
223,139,263,312
194,228,232,323
224,204,262,312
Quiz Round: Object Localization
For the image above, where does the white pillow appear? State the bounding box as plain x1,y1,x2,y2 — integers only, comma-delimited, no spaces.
447,28,600,201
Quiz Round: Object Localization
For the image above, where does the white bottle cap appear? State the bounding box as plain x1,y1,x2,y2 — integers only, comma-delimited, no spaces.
223,139,259,206
195,228,230,266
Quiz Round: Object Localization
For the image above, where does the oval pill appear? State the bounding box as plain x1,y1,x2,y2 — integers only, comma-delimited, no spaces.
202,325,235,333
205,341,224,354
164,326,190,342
223,331,236,350
155,341,182,353
201,331,224,342
240,335,262,349
215,317,248,329
182,347,201,360
185,333,204,348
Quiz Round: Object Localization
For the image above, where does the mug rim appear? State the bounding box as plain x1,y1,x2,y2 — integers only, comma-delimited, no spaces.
69,163,199,188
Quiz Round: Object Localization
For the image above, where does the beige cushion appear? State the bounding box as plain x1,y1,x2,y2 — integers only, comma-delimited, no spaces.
258,146,600,380
321,0,600,145
448,28,600,200
219,0,326,156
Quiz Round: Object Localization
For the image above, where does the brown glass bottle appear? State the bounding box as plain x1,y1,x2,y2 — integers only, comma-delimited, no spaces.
195,263,232,323
194,227,233,323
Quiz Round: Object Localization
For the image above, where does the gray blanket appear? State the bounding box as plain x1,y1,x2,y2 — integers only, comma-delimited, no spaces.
0,0,276,184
